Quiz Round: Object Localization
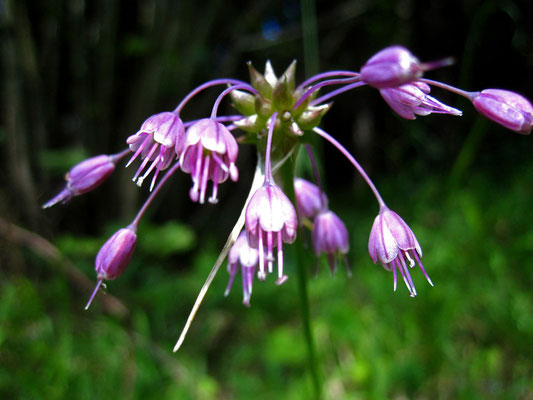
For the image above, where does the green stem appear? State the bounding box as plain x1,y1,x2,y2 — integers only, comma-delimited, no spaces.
281,159,322,399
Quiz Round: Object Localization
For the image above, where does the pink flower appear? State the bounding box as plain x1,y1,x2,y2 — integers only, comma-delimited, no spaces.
368,207,433,296
180,118,239,204
294,177,328,220
245,183,298,284
42,154,116,208
380,81,462,120
312,210,350,274
126,112,185,190
472,89,533,134
225,231,259,306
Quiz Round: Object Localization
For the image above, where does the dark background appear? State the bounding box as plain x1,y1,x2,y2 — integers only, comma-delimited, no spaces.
1,0,532,399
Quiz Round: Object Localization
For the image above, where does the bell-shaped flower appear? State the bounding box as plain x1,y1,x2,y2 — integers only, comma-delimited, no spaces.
380,81,462,120
126,111,185,190
361,45,452,89
294,177,328,221
86,225,137,309
225,231,259,306
180,118,239,204
245,183,298,284
368,207,433,297
312,210,350,275
43,154,116,208
472,89,533,134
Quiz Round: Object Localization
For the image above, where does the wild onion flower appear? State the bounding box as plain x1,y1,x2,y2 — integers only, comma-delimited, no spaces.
126,111,185,190
368,207,433,296
225,231,259,306
41,45,531,351
380,81,462,120
360,45,452,89
85,225,137,309
294,177,328,220
471,89,533,134
180,118,239,204
42,152,126,208
312,210,350,275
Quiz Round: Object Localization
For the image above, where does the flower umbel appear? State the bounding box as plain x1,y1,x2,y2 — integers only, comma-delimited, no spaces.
368,207,433,296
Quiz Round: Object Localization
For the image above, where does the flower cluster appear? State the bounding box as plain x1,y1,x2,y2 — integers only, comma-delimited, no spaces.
43,45,532,348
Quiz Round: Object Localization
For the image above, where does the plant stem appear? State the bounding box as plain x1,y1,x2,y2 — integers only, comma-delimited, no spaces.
281,160,322,399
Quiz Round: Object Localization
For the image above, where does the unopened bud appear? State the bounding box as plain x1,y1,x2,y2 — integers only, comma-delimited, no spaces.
472,89,533,134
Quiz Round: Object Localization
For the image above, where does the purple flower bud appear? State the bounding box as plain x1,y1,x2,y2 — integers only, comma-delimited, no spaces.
294,177,328,220
245,183,298,284
368,208,433,297
126,111,185,190
380,81,462,120
42,154,116,208
85,225,137,309
361,46,452,89
225,231,259,307
312,210,350,275
180,118,239,204
472,89,533,134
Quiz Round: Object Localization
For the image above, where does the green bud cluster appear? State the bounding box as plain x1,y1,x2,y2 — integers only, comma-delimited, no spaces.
231,61,332,138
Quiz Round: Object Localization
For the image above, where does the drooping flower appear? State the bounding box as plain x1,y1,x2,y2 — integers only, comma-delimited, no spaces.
472,89,533,134
225,231,259,306
86,225,137,309
294,177,328,220
368,207,433,296
360,45,452,89
312,210,350,275
245,183,298,284
42,154,116,208
180,118,239,204
126,111,185,190
380,81,462,120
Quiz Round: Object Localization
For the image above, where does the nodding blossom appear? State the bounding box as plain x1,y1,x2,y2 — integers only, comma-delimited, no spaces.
312,210,350,275
225,231,259,306
472,89,533,134
180,118,239,204
294,177,328,221
245,183,298,284
126,111,185,190
85,225,137,309
368,207,433,297
42,46,531,350
380,81,462,120
42,153,119,208
360,45,452,89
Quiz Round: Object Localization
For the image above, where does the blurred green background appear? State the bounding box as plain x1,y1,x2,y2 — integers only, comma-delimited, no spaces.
1,0,532,399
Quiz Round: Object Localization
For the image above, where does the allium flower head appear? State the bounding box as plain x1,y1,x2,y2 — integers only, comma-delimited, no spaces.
472,89,533,134
126,111,185,190
380,81,462,120
294,177,328,220
225,231,259,306
312,210,350,274
180,118,239,204
245,183,298,284
42,154,115,208
368,207,433,297
86,225,137,309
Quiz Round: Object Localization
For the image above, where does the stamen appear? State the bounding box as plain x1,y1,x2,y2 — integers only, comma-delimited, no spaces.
126,134,152,168
211,153,229,173
258,229,266,280
85,279,103,310
199,155,210,204
209,165,220,204
267,231,273,274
